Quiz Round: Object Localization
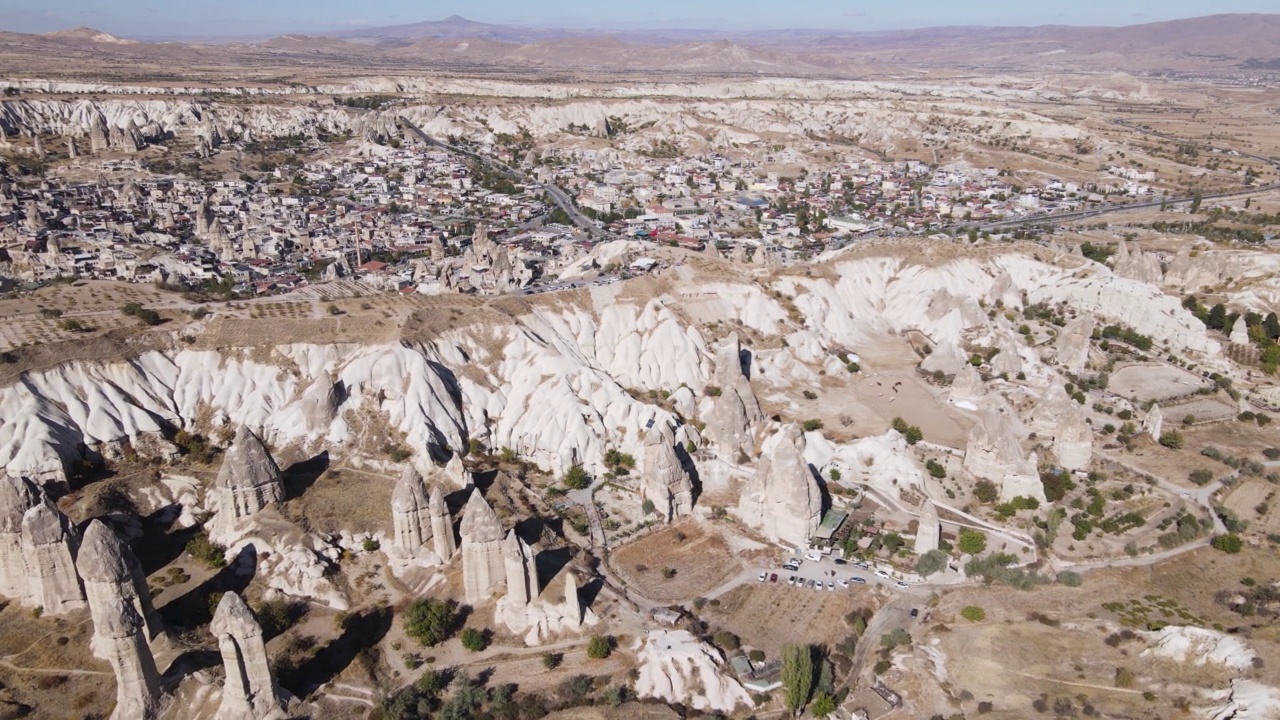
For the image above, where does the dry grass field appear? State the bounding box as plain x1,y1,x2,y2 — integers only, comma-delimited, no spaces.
610,521,742,604
700,581,880,658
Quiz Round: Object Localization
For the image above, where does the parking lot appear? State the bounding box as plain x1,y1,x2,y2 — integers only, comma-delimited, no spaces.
754,552,916,594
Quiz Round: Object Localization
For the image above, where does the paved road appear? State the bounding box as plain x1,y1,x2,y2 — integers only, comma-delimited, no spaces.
397,117,607,236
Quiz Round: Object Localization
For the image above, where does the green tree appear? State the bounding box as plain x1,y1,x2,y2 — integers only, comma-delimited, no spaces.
1211,534,1243,554
1159,430,1184,449
925,459,946,478
974,479,999,504
563,464,590,490
916,549,947,577
459,627,488,651
542,652,563,669
958,529,987,555
404,598,459,647
586,635,612,659
1206,303,1227,330
810,692,836,716
780,644,815,713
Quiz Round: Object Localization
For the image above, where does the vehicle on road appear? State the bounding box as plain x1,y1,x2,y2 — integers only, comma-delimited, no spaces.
805,550,823,562
838,578,849,588
856,561,870,569
806,579,816,589
895,581,909,589
833,558,847,565
875,570,890,579
850,576,867,584
758,571,767,582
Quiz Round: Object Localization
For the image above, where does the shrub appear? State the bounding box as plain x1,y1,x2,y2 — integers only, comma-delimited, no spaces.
459,627,488,652
958,529,987,555
1189,469,1214,486
829,468,842,482
803,390,818,400
705,385,722,397
810,693,836,716
1211,534,1243,554
1258,413,1272,427
960,606,986,622
542,652,563,670
586,635,613,659
916,550,948,577
186,533,227,569
801,419,824,432
847,362,860,373
1056,571,1083,587
641,499,656,515
327,303,343,315
974,480,999,504
563,464,590,490
713,630,740,651
361,537,381,552
1114,667,1134,688
925,459,947,479
749,649,766,662
404,598,459,647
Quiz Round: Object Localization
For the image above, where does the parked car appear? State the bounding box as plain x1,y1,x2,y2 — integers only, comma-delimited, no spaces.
787,575,797,586
758,571,768,582
769,573,778,583
875,569,891,579
807,579,817,589
805,550,823,562
910,608,920,618
827,581,835,592
895,581,910,589
850,576,867,584
838,578,850,588
832,558,847,565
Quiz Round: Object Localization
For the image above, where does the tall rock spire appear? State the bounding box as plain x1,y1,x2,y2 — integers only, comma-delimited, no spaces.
0,473,39,599
736,423,822,547
459,490,505,603
20,500,85,615
77,520,162,649
501,530,538,608
429,485,456,562
391,468,432,556
211,592,288,720
95,595,162,720
640,425,694,522
211,426,285,541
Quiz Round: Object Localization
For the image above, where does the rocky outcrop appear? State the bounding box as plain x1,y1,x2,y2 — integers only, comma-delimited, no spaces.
1002,454,1045,502
639,425,694,522
963,403,1026,482
1053,402,1093,471
95,594,161,720
20,499,85,615
501,530,538,608
948,364,985,407
914,499,940,555
210,426,285,542
299,375,342,434
429,485,456,562
460,490,506,603
563,571,582,628
211,592,288,720
736,424,822,547
920,340,968,377
990,334,1023,376
1028,384,1072,436
1113,240,1163,285
1230,316,1250,346
704,333,763,457
77,520,162,655
0,473,39,599
1143,403,1164,441
391,467,432,557
1054,314,1095,371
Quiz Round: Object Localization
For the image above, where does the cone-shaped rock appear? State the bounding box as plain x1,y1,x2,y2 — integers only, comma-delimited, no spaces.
501,530,538,608
20,500,85,615
211,592,287,720
77,520,162,650
429,485,456,561
0,473,39,599
704,333,763,457
736,423,822,547
640,425,694,522
914,499,940,556
391,467,432,556
460,490,506,603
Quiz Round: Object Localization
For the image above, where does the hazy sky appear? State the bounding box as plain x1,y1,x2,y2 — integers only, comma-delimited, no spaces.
0,0,1273,37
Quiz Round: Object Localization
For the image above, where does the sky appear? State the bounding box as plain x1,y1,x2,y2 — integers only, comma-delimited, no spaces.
0,0,1274,38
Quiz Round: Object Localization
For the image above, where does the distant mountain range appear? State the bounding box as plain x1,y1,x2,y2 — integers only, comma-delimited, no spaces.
2,13,1278,80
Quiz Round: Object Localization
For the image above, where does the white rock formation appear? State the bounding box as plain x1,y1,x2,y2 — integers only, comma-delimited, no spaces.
633,629,752,713
429,485,456,562
948,364,985,408
501,530,538,608
94,594,161,720
921,340,968,377
1141,625,1257,670
390,467,433,557
990,334,1023,376
704,333,763,457
459,490,506,603
20,499,85,615
210,426,285,543
1052,402,1093,471
737,423,822,547
211,592,288,720
299,375,342,434
1028,384,1072,436
77,520,162,654
1113,240,1163,285
1142,403,1164,440
914,499,940,555
0,473,39,599
1002,453,1046,503
963,403,1026,482
563,571,582,628
1054,314,1095,371
639,424,694,522
1230,316,1250,345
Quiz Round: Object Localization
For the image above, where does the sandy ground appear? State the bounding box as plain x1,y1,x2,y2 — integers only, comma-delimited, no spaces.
1109,364,1208,403
610,521,743,604
700,581,883,658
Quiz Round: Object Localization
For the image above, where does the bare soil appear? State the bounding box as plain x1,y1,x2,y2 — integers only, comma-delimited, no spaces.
610,521,742,603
